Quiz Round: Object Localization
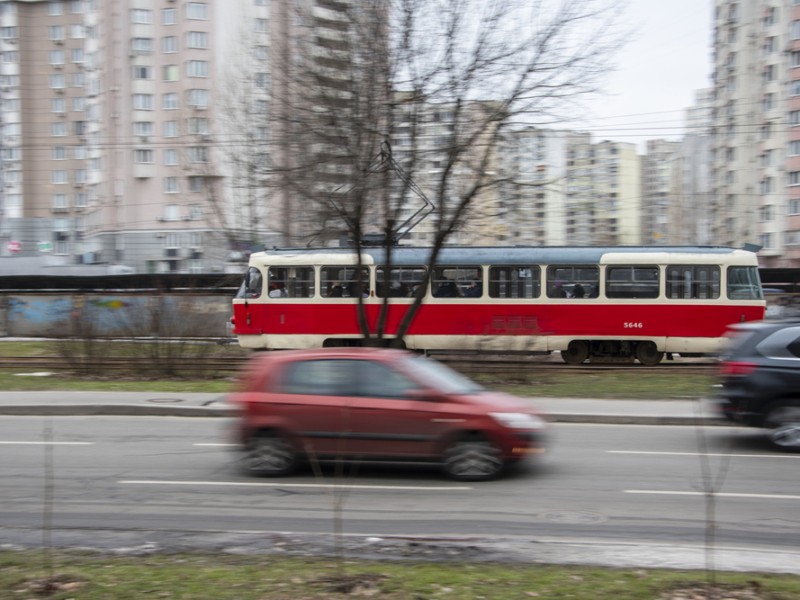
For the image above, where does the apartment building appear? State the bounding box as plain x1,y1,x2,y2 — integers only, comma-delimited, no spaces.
0,0,276,272
712,0,800,267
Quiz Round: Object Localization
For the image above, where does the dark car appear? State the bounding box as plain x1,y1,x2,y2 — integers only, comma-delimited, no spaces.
226,347,547,481
716,319,800,451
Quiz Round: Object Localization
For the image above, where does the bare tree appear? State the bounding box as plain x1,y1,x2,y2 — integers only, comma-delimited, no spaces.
243,0,629,343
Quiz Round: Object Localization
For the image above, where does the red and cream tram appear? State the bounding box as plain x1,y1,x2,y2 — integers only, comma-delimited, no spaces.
231,245,766,365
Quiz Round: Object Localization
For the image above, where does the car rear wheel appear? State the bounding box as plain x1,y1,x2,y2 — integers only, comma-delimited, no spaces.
241,433,296,476
442,438,504,481
765,402,800,452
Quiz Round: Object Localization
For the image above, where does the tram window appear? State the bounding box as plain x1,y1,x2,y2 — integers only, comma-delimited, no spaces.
267,266,315,298
376,266,427,298
606,266,659,299
547,266,599,298
236,267,263,299
488,266,540,298
666,265,720,299
321,266,369,298
431,266,481,298
727,266,764,299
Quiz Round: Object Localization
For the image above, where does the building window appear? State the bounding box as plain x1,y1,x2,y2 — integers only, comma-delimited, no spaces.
74,169,86,184
189,176,204,192
162,92,179,109
52,170,68,184
186,60,208,77
162,7,177,24
48,2,64,16
133,121,154,136
163,120,179,137
759,206,774,221
73,120,86,135
48,25,65,41
134,65,152,80
51,98,66,113
162,36,178,53
72,72,85,87
52,122,67,136
134,149,154,163
165,204,180,221
52,194,68,209
75,192,87,208
131,9,153,24
789,171,800,186
131,38,153,54
790,140,800,156
71,48,84,63
52,146,66,160
164,176,179,193
70,24,85,39
163,64,179,81
187,3,208,19
255,72,270,89
760,176,773,193
255,18,268,33
50,74,65,89
164,149,178,165
186,31,208,49
188,146,208,163
789,199,800,214
133,94,154,110
70,1,84,14
186,88,209,108
49,50,65,65
187,117,209,134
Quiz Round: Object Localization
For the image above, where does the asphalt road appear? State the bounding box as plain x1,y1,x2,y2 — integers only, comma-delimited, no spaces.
1,415,799,573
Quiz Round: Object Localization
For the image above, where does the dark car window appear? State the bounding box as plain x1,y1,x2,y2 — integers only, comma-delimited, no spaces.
277,359,359,396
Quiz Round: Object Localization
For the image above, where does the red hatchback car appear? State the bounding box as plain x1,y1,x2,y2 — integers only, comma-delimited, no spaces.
227,348,547,481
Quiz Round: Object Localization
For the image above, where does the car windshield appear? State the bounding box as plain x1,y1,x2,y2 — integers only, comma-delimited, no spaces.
402,355,486,395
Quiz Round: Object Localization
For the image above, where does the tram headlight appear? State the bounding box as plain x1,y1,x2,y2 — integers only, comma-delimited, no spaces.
489,412,546,430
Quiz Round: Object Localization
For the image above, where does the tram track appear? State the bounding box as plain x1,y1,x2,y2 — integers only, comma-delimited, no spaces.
0,354,717,377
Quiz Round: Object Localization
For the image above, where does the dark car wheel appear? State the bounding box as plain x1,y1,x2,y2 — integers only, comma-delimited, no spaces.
241,433,297,476
442,438,504,481
764,402,800,452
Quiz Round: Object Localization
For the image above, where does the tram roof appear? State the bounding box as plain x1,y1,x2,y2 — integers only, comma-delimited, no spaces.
252,245,753,266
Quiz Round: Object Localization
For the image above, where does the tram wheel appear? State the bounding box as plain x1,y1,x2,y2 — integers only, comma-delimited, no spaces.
635,341,664,366
561,340,589,365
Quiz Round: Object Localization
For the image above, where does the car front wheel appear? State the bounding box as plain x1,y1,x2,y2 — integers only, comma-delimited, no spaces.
765,402,800,452
442,438,504,481
241,433,297,476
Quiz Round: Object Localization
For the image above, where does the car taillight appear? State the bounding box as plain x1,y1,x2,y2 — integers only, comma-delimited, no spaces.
719,361,757,376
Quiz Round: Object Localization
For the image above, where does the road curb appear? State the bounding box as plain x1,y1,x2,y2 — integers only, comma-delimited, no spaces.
0,405,727,425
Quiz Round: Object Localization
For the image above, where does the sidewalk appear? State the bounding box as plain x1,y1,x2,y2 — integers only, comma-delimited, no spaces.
0,391,724,424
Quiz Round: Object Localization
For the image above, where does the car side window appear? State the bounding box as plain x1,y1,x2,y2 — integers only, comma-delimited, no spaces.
277,359,358,396
354,361,423,399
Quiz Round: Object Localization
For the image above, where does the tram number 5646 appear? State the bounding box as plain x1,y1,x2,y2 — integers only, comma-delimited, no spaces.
623,322,644,329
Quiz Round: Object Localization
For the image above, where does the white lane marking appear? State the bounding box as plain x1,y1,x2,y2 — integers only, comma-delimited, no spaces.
194,443,236,447
119,480,472,491
625,490,800,500
609,450,798,459
0,441,93,445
